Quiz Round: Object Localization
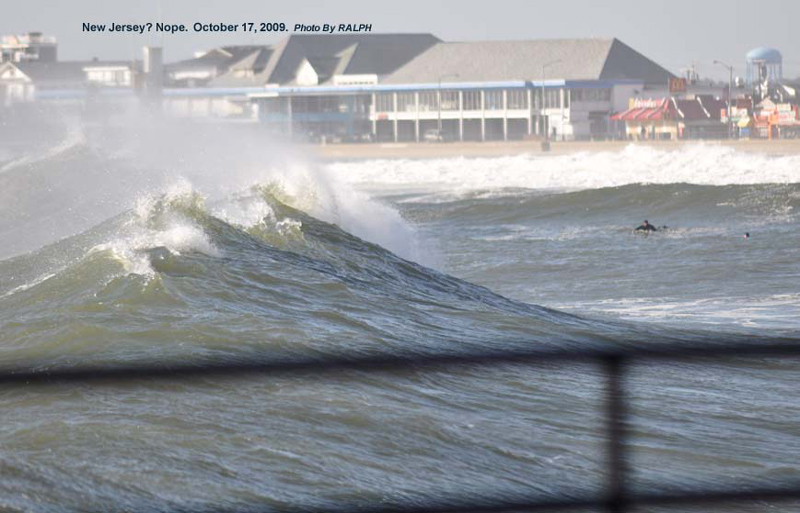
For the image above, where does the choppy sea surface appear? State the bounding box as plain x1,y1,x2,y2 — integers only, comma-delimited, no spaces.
2,120,800,512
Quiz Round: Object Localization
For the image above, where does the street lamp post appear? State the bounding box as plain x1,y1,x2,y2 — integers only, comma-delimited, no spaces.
541,59,561,150
438,73,459,140
714,60,734,139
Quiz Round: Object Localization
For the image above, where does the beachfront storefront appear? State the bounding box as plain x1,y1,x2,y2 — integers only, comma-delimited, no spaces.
611,96,727,140
610,99,678,140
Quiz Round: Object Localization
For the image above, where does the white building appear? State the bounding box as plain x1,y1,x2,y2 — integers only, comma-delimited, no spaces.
0,32,57,63
370,38,672,141
241,36,673,141
0,34,676,141
0,59,139,107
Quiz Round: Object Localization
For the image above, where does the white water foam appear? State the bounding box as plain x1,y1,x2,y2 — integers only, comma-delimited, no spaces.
553,294,800,330
212,194,275,230
326,144,800,198
0,112,428,265
231,162,427,264
90,180,221,277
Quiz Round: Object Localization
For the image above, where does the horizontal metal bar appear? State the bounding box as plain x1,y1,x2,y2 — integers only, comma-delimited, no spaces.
4,338,800,513
2,338,800,386
164,484,800,513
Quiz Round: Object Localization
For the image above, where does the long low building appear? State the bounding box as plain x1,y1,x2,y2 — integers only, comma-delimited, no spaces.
0,33,676,141
162,34,674,141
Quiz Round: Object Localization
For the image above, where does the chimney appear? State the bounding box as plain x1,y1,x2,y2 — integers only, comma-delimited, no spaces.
142,46,163,106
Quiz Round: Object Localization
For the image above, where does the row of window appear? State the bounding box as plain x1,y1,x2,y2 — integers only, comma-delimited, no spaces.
261,89,613,114
260,96,372,114
375,88,611,112
571,88,612,102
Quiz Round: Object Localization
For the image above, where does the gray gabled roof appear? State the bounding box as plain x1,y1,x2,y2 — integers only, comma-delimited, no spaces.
599,39,675,84
206,33,441,87
266,34,441,84
11,60,137,88
384,38,674,85
167,45,273,87
168,45,267,70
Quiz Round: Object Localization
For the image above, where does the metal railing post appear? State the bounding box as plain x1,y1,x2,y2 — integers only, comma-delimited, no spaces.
605,355,627,513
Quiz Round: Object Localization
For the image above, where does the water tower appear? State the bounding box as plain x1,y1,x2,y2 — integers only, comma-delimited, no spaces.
746,47,782,85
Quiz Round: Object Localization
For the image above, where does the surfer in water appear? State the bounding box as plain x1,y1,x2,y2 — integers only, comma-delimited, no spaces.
635,220,658,232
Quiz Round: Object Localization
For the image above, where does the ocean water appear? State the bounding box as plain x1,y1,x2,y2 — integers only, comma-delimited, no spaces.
2,118,800,512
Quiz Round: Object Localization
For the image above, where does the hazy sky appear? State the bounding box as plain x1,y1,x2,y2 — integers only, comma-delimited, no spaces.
3,0,799,81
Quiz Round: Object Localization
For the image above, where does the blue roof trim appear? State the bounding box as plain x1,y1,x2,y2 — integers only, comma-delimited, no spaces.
32,78,643,101
165,79,640,97
564,79,641,88
163,87,267,97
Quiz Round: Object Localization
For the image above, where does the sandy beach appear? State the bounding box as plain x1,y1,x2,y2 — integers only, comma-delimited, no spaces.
314,138,800,160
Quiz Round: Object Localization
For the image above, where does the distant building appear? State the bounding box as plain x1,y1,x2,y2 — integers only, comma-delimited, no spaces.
0,32,677,142
611,95,728,140
161,35,673,141
0,32,57,63
372,38,672,141
162,33,441,125
165,46,271,87
0,59,139,106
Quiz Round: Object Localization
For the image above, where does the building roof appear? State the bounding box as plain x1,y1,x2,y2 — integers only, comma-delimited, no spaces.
612,95,726,122
384,38,674,85
168,45,267,70
13,61,85,82
611,99,670,121
165,45,273,87
8,60,135,88
207,33,441,87
270,33,440,82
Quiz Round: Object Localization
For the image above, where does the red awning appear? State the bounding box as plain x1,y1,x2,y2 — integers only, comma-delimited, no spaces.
610,100,670,121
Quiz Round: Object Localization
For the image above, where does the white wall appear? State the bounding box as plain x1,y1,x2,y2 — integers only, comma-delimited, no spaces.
611,83,644,113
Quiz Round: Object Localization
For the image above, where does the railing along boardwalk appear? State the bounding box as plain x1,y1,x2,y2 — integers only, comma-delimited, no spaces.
3,339,800,512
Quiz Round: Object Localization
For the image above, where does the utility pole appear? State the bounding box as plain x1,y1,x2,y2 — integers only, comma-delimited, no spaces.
438,73,459,140
714,60,735,139
541,59,561,150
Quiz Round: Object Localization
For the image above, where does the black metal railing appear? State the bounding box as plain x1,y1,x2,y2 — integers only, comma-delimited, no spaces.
4,339,800,512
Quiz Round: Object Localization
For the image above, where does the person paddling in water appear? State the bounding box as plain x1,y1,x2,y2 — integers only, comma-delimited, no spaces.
635,220,658,232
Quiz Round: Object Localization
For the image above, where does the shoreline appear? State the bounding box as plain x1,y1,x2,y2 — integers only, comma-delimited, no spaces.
314,139,800,160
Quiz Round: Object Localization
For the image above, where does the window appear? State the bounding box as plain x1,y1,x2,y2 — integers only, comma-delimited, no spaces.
261,98,283,113
419,91,438,111
376,93,394,112
545,89,560,109
532,89,542,110
354,95,371,114
507,89,528,109
563,88,569,108
571,88,611,102
397,92,415,112
441,91,459,111
320,96,339,113
463,91,481,110
485,90,503,110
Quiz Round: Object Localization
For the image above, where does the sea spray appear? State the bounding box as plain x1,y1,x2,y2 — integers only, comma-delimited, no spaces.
0,111,425,262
